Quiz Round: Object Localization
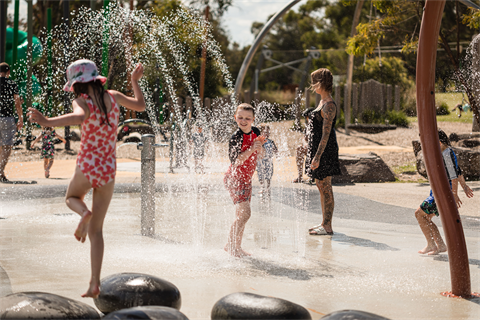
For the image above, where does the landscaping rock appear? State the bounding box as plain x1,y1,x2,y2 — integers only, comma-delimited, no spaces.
320,309,391,320
211,292,311,319
103,306,188,320
94,273,181,314
0,291,100,319
412,139,480,180
333,152,396,183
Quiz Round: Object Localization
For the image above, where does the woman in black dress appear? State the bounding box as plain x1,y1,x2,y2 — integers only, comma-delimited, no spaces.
306,68,341,235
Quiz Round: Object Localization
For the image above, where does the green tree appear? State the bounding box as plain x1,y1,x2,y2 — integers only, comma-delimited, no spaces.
346,0,480,131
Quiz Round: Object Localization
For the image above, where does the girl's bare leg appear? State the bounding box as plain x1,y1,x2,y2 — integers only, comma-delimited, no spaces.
316,176,334,233
81,179,115,298
47,158,54,171
225,201,252,257
415,208,446,255
65,166,93,243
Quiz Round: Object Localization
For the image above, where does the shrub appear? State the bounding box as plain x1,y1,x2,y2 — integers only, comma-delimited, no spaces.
360,109,383,124
386,110,409,127
436,102,450,115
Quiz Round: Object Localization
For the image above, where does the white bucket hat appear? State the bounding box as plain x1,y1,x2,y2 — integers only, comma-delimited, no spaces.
63,59,107,92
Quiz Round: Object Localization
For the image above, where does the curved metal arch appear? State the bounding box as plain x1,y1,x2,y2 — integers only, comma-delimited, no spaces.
233,0,301,98
416,0,471,296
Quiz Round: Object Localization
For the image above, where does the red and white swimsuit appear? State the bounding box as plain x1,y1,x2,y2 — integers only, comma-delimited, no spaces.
76,92,120,188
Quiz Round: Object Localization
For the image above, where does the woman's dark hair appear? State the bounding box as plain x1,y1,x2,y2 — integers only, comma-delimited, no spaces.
73,80,110,126
309,68,333,93
438,129,451,146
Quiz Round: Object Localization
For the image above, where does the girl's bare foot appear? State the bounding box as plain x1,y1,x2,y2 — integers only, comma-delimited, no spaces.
45,170,50,178
428,244,447,255
418,244,437,254
224,244,251,258
75,210,92,243
81,283,100,299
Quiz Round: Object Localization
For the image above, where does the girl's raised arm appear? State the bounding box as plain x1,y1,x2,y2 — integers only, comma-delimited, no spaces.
111,63,146,112
28,100,87,127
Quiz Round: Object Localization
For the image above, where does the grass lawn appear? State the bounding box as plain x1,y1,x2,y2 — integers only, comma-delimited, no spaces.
408,92,474,123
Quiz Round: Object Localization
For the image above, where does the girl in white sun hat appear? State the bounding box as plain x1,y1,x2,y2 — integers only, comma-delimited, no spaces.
28,59,146,298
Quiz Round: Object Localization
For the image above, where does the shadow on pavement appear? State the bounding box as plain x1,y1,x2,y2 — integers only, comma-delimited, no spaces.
333,234,401,251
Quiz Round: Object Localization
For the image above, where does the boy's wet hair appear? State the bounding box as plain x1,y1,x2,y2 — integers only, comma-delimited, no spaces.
236,103,255,116
438,129,451,146
309,68,333,93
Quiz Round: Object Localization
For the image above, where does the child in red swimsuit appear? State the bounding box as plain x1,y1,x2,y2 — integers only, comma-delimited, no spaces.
27,59,146,299
224,103,265,257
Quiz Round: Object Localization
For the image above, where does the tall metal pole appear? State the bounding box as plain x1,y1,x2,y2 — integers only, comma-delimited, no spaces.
0,0,7,63
12,0,20,77
199,5,209,103
417,0,471,297
345,0,365,135
102,0,110,87
139,134,156,237
27,0,33,101
63,0,71,150
47,8,53,115
234,0,301,98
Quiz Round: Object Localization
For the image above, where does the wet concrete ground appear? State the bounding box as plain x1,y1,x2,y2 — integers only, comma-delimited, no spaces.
1,159,479,319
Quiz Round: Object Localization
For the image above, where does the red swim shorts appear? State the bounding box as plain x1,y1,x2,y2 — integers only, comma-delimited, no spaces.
224,175,252,204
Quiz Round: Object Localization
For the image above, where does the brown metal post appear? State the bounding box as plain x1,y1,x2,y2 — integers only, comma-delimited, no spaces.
416,0,471,297
199,5,209,102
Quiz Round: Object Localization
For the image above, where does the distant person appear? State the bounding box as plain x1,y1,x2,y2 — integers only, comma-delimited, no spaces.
292,107,315,183
452,103,463,118
190,124,208,174
28,59,146,298
306,68,341,236
31,126,66,178
224,103,265,257
256,123,277,199
0,62,23,183
415,129,474,255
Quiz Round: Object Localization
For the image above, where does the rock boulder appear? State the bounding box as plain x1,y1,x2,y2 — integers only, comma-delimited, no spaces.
333,152,396,183
0,291,100,319
211,292,311,320
320,309,391,320
103,306,188,320
412,139,480,180
94,273,181,314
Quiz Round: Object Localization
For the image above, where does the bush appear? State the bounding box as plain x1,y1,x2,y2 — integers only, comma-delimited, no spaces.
386,110,409,127
436,102,450,115
360,110,383,124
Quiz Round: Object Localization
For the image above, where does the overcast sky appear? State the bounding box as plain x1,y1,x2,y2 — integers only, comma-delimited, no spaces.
8,0,304,48
220,0,304,47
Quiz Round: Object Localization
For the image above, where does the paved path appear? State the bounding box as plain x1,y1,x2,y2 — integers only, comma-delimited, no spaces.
1,157,479,319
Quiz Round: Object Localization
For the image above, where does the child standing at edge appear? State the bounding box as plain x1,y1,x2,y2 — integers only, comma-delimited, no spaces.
256,123,277,199
415,129,474,255
190,124,208,174
224,103,265,257
31,126,66,178
28,59,146,298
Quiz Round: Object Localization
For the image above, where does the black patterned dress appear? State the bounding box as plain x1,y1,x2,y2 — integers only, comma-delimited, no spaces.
305,101,341,180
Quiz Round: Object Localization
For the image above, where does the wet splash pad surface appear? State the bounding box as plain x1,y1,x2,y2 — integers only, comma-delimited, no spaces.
1,184,479,319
